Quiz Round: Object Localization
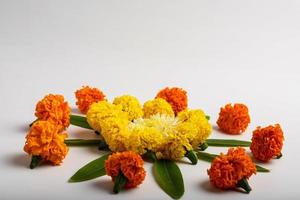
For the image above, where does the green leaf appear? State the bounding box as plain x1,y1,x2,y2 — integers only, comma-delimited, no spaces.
153,160,184,199
70,114,93,130
196,151,270,173
69,153,110,182
196,151,217,162
205,115,210,120
206,139,251,147
185,150,198,165
64,139,102,146
237,178,252,194
255,165,270,173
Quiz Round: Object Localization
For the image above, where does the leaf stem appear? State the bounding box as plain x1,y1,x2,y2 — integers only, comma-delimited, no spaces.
70,114,93,130
199,142,208,151
276,152,282,159
185,150,198,165
29,119,39,127
206,139,251,147
30,155,42,169
113,172,127,194
64,139,102,146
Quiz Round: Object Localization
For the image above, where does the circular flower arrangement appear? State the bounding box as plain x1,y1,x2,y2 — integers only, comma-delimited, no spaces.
23,86,285,199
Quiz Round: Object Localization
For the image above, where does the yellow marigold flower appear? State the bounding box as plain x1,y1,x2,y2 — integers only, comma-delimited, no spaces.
86,101,128,133
127,114,191,160
35,94,70,131
75,86,106,114
113,95,143,121
126,119,165,155
86,101,129,152
100,116,130,152
143,98,174,118
156,133,192,160
24,121,68,165
177,109,212,148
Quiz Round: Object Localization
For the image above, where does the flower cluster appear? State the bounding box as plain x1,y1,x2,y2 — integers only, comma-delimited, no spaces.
250,124,284,162
75,86,106,114
207,147,256,190
25,94,70,166
24,121,68,165
87,100,211,160
217,103,250,134
105,151,146,189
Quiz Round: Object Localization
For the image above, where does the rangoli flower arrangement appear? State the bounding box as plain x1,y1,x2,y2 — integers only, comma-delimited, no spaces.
24,86,284,199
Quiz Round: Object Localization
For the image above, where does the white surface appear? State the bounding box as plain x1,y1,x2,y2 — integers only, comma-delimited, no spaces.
1,0,300,199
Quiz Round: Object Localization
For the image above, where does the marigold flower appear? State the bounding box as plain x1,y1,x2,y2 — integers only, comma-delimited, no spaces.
156,133,192,160
207,147,256,190
216,103,250,134
75,86,106,114
127,114,206,160
143,98,174,118
113,95,143,121
86,101,129,152
35,94,70,131
24,121,68,165
105,151,146,188
126,124,165,155
177,109,212,148
155,87,187,115
87,101,212,161
250,124,284,162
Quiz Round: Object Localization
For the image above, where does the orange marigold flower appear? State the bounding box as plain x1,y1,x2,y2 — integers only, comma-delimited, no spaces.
207,147,256,190
105,151,146,188
250,124,284,162
35,94,70,131
216,103,250,134
75,86,106,114
24,121,68,165
155,87,187,115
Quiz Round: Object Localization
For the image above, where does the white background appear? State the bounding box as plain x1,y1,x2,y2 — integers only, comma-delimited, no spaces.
1,0,300,199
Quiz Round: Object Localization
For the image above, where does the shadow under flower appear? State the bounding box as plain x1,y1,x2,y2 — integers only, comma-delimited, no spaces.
8,153,31,168
91,179,114,193
15,123,30,134
212,125,230,136
199,179,249,194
